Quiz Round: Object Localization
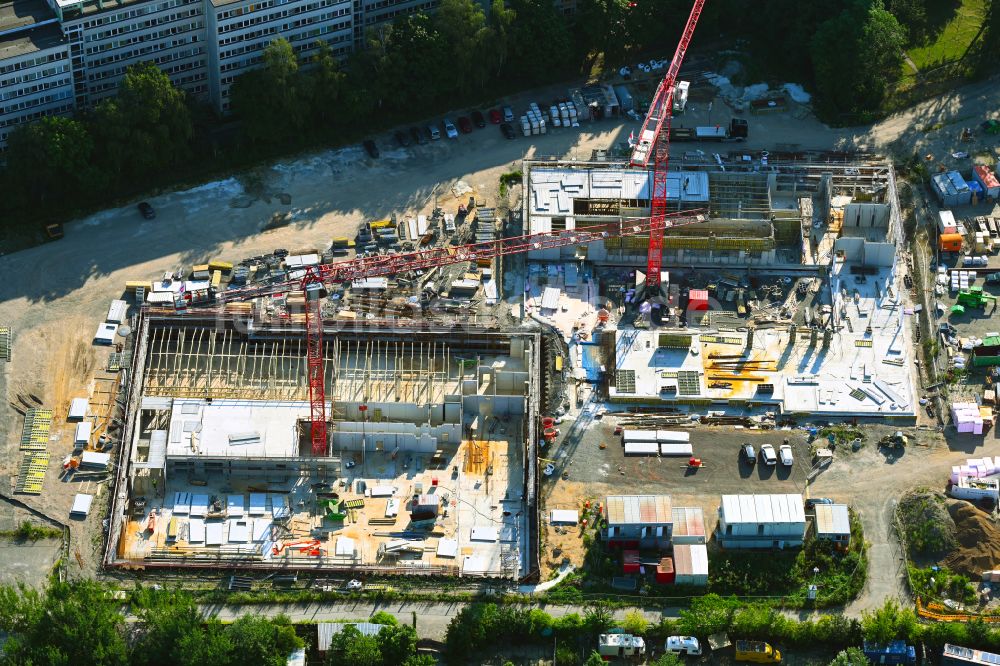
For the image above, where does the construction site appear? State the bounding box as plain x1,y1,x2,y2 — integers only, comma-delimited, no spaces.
102,309,539,578
524,155,917,420
0,0,933,596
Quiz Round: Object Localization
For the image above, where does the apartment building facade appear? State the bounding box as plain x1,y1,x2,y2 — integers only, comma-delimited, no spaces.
207,0,353,111
0,2,74,147
0,0,440,147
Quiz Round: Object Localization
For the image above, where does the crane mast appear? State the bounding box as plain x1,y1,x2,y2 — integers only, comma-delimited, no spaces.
630,0,706,290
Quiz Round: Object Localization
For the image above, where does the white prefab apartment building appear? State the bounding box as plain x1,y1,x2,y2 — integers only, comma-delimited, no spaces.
717,494,806,549
0,2,74,147
0,0,440,147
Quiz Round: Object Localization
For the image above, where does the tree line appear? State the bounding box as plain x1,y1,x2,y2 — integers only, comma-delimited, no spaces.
0,582,302,666
443,595,1000,665
0,0,995,239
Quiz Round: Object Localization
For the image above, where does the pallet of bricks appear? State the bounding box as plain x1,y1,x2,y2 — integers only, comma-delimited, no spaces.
0,326,10,362
16,408,52,494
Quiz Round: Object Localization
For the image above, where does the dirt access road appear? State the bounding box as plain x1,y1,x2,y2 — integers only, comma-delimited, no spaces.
0,74,998,583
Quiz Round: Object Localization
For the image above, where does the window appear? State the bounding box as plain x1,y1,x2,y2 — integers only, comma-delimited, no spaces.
757,524,764,536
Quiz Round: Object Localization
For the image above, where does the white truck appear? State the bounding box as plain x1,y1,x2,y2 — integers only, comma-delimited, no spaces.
598,633,645,659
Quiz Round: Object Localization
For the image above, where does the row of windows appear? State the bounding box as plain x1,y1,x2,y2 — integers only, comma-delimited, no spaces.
219,14,348,55
77,0,199,30
87,60,206,94
0,104,74,135
88,47,205,82
0,77,73,103
86,7,203,43
85,22,203,55
0,90,73,117
218,1,347,33
362,0,434,24
0,51,69,77
219,31,346,77
0,63,72,91
88,36,200,68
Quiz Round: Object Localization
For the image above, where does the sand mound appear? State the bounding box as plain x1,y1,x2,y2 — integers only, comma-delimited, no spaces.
942,500,1000,577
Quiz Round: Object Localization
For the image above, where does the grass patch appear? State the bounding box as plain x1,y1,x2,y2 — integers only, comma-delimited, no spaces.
498,169,523,198
819,425,866,445
898,490,957,559
909,565,977,604
0,521,62,541
906,0,988,70
710,511,868,607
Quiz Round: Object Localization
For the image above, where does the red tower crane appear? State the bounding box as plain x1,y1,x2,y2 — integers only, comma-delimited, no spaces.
213,209,708,457
629,0,706,290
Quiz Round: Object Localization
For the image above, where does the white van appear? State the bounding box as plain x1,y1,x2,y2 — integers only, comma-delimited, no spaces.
427,125,441,140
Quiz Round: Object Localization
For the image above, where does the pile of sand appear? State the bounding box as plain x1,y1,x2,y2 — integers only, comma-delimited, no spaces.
942,500,1000,577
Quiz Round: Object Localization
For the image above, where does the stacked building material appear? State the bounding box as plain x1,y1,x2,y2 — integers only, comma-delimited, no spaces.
953,401,986,434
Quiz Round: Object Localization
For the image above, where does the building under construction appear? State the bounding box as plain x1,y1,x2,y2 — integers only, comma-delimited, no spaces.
103,310,540,579
523,153,918,421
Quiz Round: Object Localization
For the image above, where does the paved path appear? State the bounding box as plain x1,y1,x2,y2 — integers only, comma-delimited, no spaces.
200,600,667,641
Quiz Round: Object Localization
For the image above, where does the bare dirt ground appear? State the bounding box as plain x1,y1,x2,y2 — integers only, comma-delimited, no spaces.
0,73,998,587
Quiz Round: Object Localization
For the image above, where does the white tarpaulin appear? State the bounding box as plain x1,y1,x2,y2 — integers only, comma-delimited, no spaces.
549,510,579,525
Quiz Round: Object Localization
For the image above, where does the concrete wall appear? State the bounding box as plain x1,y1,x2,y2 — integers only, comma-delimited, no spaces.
337,400,460,425
332,421,461,453
834,238,895,267
842,203,889,229
462,395,526,419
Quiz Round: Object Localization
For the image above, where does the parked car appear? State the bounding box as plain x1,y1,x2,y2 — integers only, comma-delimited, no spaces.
410,126,426,145
740,442,756,465
393,130,411,148
760,443,777,466
442,119,458,139
503,105,514,122
488,108,502,124
471,110,486,128
805,497,835,509
664,637,702,656
362,139,379,158
500,122,516,139
457,116,473,134
779,444,794,466
426,125,441,141
543,463,556,476
137,202,155,219
45,223,64,239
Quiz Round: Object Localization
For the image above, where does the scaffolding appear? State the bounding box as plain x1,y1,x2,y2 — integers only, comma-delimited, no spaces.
707,172,772,219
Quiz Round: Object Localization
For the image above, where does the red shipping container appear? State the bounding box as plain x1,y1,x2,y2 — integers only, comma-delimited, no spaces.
688,289,709,311
656,557,675,584
623,550,641,574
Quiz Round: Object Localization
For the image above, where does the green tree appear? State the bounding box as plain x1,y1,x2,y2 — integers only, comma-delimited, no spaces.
117,62,192,172
585,651,607,666
0,581,128,666
4,116,101,211
811,0,906,120
861,599,917,645
378,624,418,665
652,655,684,666
231,39,306,146
131,589,206,666
830,647,870,666
435,0,491,92
328,625,382,666
487,0,517,78
402,656,437,666
227,613,302,666
620,609,649,636
505,0,575,84
175,620,235,666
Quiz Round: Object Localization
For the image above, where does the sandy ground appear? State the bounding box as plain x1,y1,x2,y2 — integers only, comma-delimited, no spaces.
1,74,999,586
